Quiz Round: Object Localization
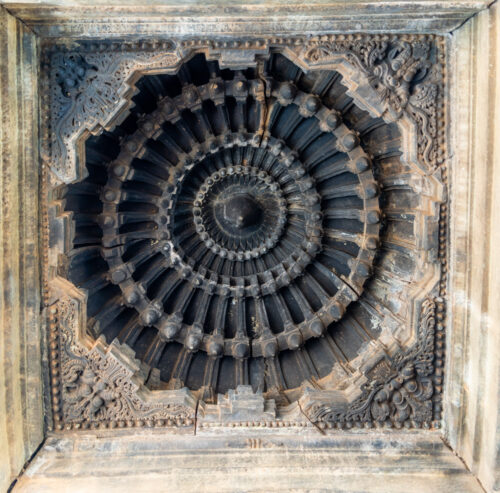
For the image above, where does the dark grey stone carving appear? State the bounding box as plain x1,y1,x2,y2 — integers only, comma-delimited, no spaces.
55,54,93,97
301,297,439,428
43,35,447,431
303,36,442,167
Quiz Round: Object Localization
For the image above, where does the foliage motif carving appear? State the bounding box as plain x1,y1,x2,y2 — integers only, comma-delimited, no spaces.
370,364,433,424
64,365,117,421
56,295,196,426
303,37,441,167
303,298,436,428
48,47,180,182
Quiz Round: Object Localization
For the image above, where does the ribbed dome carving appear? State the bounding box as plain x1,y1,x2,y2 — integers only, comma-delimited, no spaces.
63,53,402,402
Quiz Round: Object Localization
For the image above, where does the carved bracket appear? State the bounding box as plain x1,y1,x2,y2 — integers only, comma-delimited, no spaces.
45,43,181,183
300,298,445,429
300,36,444,168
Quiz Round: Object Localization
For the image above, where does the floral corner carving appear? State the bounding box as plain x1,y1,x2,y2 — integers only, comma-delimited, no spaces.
302,297,440,430
43,35,447,432
46,45,181,183
50,294,196,430
303,36,443,168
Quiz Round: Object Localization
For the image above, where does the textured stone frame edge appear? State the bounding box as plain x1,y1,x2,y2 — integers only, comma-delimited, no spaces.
40,35,448,432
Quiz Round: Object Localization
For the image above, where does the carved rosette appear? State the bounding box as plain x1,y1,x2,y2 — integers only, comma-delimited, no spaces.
43,34,447,431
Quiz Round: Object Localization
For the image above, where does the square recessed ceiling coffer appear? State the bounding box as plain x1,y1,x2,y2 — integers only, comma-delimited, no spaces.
43,35,447,433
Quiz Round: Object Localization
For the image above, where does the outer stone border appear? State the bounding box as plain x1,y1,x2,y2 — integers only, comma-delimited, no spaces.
3,1,491,38
0,7,44,492
12,432,485,493
41,34,448,432
3,1,500,491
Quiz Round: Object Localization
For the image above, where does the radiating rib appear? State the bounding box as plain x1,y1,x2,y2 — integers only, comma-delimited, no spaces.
62,51,408,402
143,335,166,368
168,348,193,388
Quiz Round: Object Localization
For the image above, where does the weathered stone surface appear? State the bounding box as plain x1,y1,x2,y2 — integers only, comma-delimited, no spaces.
445,2,500,492
47,280,197,432
0,6,44,493
2,1,491,38
199,386,278,422
13,432,484,492
0,1,498,492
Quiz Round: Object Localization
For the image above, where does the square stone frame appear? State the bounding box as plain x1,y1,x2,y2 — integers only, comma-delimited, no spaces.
0,2,498,492
43,34,446,435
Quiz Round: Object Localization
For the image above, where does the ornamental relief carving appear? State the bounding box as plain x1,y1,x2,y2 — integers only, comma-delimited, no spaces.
45,44,180,183
300,37,443,168
50,282,197,429
43,35,447,431
301,297,443,429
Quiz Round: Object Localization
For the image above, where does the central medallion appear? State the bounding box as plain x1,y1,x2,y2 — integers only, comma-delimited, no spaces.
222,193,262,231
186,162,288,260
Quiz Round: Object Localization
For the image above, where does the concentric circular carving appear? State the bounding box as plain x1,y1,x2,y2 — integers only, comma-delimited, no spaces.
192,164,287,260
65,53,392,399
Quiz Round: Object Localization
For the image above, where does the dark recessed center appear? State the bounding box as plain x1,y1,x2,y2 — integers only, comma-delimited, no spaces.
223,193,262,230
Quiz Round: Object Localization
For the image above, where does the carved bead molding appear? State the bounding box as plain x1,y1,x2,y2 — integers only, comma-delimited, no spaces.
302,38,444,168
42,34,447,431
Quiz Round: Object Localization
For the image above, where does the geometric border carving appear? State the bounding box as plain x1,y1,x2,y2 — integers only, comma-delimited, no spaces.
41,34,447,432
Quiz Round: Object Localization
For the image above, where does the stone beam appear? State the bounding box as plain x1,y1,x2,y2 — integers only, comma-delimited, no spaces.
1,0,492,38
13,432,485,493
0,6,44,493
445,2,500,491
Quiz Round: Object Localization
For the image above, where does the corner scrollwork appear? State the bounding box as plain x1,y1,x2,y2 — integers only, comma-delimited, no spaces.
53,293,196,429
304,36,441,167
43,35,446,432
64,363,118,421
47,44,181,183
304,298,436,429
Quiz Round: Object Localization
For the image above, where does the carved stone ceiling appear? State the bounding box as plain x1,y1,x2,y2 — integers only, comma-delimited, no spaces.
43,35,447,432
